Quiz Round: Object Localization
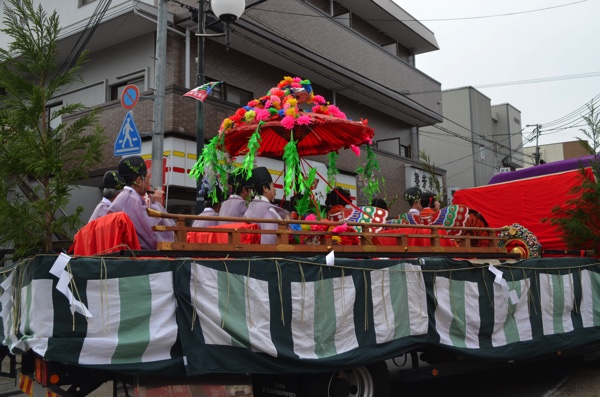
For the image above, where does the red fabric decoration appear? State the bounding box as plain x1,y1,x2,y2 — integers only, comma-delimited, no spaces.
187,222,260,244
72,212,141,256
452,168,594,251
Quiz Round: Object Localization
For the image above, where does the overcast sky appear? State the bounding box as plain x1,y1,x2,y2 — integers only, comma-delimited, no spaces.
397,0,600,148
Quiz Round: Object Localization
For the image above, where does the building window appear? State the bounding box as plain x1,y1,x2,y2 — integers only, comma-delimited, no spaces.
46,102,62,131
479,145,485,159
109,77,144,102
206,78,253,106
400,144,411,158
79,0,97,7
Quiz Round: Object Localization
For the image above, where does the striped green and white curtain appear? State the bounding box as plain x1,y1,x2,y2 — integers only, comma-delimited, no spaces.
1,255,600,376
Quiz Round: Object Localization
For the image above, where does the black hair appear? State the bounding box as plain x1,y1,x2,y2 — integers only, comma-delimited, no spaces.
325,188,351,207
420,191,436,209
205,187,226,207
371,198,388,210
404,186,422,206
254,182,270,197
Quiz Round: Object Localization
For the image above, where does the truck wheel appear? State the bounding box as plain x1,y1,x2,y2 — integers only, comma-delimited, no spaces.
302,363,390,397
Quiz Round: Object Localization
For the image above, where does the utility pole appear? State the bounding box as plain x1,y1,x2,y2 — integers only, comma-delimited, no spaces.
527,124,542,165
151,0,167,191
195,0,206,214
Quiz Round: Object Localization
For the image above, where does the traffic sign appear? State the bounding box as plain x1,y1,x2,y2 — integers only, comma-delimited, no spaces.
120,84,140,110
114,111,142,156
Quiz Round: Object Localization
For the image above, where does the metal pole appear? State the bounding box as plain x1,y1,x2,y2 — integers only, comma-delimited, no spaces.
535,125,541,165
151,0,167,191
195,0,206,214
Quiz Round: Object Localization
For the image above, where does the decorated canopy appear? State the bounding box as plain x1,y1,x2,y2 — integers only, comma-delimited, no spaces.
189,77,380,207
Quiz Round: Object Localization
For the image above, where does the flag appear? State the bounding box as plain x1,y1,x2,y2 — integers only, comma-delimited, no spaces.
183,81,220,102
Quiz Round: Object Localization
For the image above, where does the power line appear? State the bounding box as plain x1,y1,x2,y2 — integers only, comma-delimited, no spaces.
405,0,588,22
251,0,587,23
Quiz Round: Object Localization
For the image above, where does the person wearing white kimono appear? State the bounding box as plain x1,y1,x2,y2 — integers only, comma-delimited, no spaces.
243,167,289,244
193,184,226,228
217,171,253,224
88,171,125,223
108,155,174,250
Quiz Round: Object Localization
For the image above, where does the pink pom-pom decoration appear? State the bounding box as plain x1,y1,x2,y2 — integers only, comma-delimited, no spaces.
332,223,350,234
296,115,311,125
255,108,271,121
281,115,296,129
350,145,360,156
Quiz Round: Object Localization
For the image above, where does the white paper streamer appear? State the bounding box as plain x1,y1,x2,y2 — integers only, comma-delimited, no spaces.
489,265,519,305
50,254,93,317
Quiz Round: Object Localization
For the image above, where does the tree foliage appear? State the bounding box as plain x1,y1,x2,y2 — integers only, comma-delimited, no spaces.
418,151,447,207
547,99,600,252
0,0,105,256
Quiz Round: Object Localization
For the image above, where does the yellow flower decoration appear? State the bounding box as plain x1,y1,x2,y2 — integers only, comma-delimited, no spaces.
285,108,297,117
244,110,256,122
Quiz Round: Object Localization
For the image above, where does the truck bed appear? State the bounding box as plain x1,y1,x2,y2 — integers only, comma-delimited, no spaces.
2,254,599,377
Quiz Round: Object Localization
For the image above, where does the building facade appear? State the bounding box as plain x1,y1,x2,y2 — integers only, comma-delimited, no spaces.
0,0,445,218
522,140,590,167
419,87,523,196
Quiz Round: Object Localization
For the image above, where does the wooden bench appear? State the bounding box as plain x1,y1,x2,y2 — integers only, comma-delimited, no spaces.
148,208,516,259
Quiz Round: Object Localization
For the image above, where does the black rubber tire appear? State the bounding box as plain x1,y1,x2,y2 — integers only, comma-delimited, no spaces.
300,362,390,397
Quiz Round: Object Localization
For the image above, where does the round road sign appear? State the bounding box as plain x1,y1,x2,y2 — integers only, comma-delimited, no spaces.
121,84,140,110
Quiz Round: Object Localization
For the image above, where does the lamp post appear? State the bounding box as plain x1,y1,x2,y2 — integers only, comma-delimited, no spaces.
195,0,245,214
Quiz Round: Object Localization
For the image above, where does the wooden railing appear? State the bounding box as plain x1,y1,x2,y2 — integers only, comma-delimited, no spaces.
148,208,518,259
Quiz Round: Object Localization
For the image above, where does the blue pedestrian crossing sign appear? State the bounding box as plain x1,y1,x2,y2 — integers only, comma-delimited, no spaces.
114,111,142,156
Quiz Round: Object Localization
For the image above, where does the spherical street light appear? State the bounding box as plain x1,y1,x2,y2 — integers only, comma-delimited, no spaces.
211,0,245,23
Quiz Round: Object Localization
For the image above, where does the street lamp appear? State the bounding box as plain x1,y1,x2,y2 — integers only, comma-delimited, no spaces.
195,0,245,213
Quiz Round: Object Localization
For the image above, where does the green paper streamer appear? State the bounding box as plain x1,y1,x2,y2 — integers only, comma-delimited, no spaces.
241,121,264,179
282,131,299,197
327,152,338,192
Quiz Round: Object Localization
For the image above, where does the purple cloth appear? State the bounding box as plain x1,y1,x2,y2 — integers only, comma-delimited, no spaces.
88,198,111,223
488,155,598,185
218,195,248,224
192,207,219,227
108,187,174,250
243,197,290,244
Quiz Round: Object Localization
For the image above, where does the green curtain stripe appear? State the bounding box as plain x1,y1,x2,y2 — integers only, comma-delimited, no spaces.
552,274,566,334
448,279,467,348
502,280,522,344
313,277,337,358
217,272,250,349
112,275,152,364
590,271,600,327
389,265,411,339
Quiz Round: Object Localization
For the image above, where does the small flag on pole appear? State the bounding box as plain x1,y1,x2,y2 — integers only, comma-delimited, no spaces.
183,81,221,102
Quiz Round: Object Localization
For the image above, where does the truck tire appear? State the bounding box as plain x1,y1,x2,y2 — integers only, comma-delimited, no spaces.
301,363,390,397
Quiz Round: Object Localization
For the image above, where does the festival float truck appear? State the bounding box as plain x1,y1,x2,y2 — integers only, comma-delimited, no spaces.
3,79,600,397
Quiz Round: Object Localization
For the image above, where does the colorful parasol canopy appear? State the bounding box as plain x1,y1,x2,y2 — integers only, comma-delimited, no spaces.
223,112,374,158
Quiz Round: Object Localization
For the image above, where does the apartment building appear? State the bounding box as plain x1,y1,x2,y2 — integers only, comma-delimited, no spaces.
419,87,523,197
0,0,444,217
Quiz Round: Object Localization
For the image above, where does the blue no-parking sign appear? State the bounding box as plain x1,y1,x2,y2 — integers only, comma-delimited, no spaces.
120,84,140,110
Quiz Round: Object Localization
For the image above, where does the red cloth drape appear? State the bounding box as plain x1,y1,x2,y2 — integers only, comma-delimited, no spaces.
373,228,456,247
73,212,141,255
187,222,260,244
452,169,594,251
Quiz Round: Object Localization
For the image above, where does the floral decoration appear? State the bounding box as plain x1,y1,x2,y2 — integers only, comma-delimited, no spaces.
498,223,542,258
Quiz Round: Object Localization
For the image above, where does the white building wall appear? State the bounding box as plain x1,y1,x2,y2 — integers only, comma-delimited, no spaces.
420,89,474,190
